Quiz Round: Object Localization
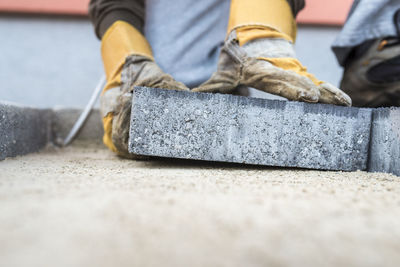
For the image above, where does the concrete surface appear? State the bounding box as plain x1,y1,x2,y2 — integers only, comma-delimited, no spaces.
0,15,342,108
0,102,51,160
1,144,400,267
369,108,400,176
130,87,372,171
51,107,103,145
0,15,103,108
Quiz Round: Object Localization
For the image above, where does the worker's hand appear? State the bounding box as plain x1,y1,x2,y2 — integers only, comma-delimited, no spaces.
193,31,352,106
99,21,189,158
101,55,189,159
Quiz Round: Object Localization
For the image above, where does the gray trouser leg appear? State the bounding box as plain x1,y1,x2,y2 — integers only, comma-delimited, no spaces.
332,0,400,66
145,0,230,88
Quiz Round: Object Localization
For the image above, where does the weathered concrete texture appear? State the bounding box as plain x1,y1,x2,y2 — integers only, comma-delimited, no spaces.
0,103,103,160
130,87,372,171
0,102,51,160
369,107,400,176
51,108,103,145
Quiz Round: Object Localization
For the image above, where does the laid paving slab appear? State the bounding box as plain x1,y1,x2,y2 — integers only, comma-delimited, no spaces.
0,102,51,160
0,103,103,160
369,107,400,176
129,87,372,171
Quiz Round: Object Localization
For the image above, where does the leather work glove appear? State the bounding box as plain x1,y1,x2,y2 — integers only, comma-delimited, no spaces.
194,0,352,106
100,21,189,158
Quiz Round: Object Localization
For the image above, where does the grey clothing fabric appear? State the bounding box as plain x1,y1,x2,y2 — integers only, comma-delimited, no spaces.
89,0,305,40
144,0,229,88
332,0,400,66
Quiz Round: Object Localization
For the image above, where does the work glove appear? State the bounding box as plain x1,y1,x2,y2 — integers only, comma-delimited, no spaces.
100,21,189,158
194,0,351,106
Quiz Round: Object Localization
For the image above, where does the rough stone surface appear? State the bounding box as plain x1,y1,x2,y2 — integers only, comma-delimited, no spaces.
369,107,400,176
129,87,372,171
0,103,104,160
0,102,51,160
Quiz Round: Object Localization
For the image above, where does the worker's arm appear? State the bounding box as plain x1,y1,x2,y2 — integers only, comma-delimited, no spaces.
285,0,305,17
89,0,145,39
88,0,189,158
194,0,351,106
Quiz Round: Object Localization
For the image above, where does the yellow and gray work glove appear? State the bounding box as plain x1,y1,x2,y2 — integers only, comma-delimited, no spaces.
194,0,351,106
100,21,189,158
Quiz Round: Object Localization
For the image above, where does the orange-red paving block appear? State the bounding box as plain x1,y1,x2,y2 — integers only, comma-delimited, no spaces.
0,0,353,25
0,0,89,15
297,0,353,25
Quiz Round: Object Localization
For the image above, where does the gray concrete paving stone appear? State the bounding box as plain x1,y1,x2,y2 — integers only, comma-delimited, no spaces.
129,87,372,171
0,104,103,160
2,87,398,176
368,107,400,176
0,102,51,160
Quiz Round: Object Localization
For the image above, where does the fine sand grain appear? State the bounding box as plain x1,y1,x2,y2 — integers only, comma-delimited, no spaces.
1,143,400,267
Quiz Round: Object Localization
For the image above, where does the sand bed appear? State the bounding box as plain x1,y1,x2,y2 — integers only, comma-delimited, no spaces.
1,143,400,267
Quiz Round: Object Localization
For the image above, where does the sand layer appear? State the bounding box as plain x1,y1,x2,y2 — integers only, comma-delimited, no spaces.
1,143,400,267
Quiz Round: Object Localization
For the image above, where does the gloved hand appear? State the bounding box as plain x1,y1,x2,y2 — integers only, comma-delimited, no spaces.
100,21,189,158
194,0,351,106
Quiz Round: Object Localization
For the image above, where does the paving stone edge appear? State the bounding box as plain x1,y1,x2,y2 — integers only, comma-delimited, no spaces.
0,103,103,160
0,92,399,177
129,88,399,177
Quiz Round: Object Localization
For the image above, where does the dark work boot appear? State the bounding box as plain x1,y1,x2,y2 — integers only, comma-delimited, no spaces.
340,11,400,107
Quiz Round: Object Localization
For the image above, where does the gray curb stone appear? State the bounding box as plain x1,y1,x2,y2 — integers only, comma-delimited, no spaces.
368,108,400,176
0,103,51,160
0,103,103,160
129,87,372,171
